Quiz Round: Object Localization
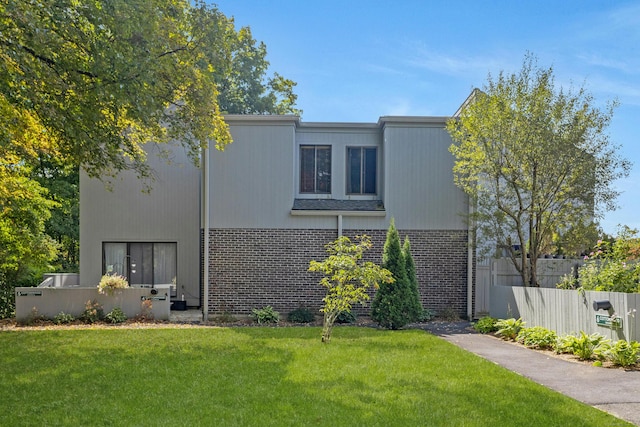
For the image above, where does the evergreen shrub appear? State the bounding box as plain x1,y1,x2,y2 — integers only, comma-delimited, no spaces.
371,219,422,329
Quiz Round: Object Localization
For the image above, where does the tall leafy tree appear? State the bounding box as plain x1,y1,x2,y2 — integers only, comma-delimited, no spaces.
2,0,229,181
33,157,79,272
0,1,300,307
0,96,58,282
187,3,300,116
0,0,300,252
447,54,630,286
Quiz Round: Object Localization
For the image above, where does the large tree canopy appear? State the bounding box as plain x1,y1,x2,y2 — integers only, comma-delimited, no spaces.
447,54,630,287
1,0,299,181
0,0,300,289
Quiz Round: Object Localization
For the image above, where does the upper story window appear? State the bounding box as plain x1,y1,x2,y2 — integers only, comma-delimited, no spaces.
300,145,331,193
347,147,377,194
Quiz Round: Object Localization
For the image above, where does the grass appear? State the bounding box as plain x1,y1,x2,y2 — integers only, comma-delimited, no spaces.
0,326,632,426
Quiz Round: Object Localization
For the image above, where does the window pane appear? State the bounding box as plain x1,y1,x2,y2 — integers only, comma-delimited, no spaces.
364,148,377,194
300,147,315,193
348,147,362,193
130,243,153,286
153,243,177,285
104,243,127,276
316,147,331,193
154,243,177,296
300,145,331,194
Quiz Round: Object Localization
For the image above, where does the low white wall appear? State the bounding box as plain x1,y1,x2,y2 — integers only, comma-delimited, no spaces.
490,286,640,342
15,286,171,323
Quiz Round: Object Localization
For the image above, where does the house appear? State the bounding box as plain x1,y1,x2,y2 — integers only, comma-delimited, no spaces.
80,115,476,318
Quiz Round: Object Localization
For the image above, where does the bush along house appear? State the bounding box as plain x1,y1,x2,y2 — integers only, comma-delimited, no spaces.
80,115,475,319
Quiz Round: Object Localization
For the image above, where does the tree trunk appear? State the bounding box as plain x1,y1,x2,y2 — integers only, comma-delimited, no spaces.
321,311,338,343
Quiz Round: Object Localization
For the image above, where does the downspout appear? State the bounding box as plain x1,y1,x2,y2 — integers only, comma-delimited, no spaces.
467,199,474,320
337,214,343,238
202,147,210,322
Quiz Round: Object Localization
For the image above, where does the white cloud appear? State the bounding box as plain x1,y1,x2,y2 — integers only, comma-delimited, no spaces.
607,3,640,31
575,53,637,75
362,62,410,77
404,44,518,79
585,75,640,106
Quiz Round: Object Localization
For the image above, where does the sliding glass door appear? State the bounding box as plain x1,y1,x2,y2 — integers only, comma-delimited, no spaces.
103,242,177,294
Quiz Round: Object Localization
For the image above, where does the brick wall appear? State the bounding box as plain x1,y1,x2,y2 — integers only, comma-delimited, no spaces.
208,228,471,317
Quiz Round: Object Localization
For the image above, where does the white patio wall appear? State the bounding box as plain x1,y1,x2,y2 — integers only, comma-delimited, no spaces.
15,286,171,323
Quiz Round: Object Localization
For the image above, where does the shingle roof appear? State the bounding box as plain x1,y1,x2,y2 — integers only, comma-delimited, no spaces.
292,199,385,211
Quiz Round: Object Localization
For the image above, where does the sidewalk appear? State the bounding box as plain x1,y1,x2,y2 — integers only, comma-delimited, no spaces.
423,322,640,426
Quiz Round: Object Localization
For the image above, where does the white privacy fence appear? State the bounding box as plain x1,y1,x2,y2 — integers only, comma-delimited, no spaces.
490,285,640,342
480,258,581,288
475,258,582,316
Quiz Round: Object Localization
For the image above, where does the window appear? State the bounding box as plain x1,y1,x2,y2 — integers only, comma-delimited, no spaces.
347,147,377,194
103,242,177,295
300,145,331,193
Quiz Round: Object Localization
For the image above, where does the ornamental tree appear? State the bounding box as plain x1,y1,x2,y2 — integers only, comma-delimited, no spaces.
447,53,630,287
309,235,393,343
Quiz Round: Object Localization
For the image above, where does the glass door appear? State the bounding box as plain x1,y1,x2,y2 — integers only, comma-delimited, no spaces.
103,242,177,295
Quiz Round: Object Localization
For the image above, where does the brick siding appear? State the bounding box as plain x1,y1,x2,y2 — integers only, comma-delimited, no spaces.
208,228,472,318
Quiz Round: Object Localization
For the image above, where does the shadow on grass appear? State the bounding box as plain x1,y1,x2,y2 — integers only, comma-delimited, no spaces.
0,327,631,426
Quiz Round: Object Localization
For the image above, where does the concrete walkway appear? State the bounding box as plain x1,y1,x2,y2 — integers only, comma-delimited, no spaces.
423,322,640,426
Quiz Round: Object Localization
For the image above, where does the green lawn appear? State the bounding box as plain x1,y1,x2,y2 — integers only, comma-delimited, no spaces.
0,326,631,426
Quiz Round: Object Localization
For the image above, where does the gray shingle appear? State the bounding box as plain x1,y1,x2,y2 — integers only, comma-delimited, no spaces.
292,199,385,211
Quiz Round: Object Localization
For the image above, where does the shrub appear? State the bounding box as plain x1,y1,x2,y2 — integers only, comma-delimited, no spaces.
251,306,280,324
133,299,154,322
402,236,424,322
97,274,129,296
80,299,104,324
473,316,499,334
565,227,640,293
23,306,46,325
335,310,357,324
597,340,640,367
516,326,557,350
105,307,127,324
555,335,576,354
418,308,436,322
212,312,237,323
0,281,15,319
438,306,460,321
53,312,75,325
556,267,579,290
495,318,525,340
563,331,609,361
371,219,420,329
287,307,316,323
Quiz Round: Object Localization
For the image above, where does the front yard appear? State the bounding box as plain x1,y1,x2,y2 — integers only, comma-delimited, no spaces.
0,326,632,426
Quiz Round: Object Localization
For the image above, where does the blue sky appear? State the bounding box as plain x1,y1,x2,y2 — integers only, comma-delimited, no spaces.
214,1,639,235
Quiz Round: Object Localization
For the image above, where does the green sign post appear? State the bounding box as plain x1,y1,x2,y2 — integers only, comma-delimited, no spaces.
595,314,622,329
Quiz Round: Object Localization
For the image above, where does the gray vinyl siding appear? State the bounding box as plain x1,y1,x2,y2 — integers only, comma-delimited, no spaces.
79,143,201,306
213,116,467,232
80,115,468,309
381,120,468,230
209,118,297,228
